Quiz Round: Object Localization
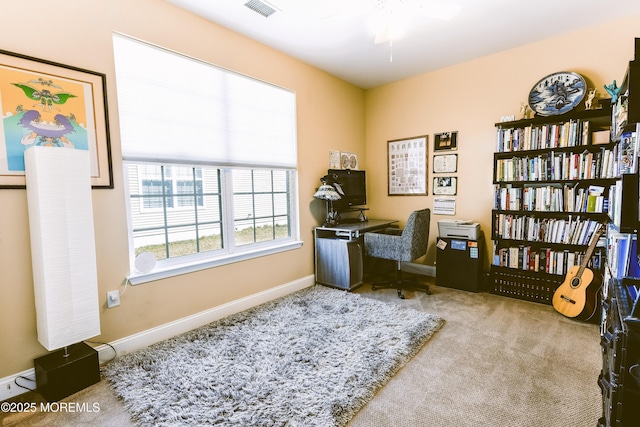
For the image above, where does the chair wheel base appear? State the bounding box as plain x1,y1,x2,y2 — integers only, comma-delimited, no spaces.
369,279,430,299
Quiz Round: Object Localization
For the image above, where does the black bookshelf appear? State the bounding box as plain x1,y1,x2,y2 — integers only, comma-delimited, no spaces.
491,98,613,305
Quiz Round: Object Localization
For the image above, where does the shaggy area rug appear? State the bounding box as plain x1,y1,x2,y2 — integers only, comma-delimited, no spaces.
102,285,444,426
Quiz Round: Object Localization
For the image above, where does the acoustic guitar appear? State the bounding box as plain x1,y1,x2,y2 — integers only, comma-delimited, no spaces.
552,223,605,321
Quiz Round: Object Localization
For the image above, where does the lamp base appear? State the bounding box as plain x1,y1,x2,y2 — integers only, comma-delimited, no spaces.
34,342,100,402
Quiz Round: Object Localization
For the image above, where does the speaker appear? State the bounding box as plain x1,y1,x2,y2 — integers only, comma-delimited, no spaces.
620,173,638,234
34,342,100,401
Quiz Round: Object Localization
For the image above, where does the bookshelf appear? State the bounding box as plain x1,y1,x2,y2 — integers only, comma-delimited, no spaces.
490,103,615,305
598,38,640,427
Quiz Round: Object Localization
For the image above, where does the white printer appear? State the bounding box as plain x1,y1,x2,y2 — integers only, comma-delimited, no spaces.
438,219,481,240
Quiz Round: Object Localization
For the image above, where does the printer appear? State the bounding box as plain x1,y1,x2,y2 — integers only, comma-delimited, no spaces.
438,219,481,240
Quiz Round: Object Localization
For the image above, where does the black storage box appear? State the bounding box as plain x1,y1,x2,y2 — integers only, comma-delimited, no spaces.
34,342,100,401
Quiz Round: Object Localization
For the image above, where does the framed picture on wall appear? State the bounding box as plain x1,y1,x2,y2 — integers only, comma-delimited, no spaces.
433,176,457,195
433,153,457,173
340,151,359,169
434,131,458,151
388,135,428,196
0,49,113,188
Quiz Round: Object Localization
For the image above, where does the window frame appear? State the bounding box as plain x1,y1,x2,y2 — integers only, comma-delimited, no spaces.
113,34,301,285
124,162,301,285
137,165,206,213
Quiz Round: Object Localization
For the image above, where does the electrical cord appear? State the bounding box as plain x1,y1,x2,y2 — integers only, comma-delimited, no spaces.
85,340,117,363
14,375,36,392
120,277,130,296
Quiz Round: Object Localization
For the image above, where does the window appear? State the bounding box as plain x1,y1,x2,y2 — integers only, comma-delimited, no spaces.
113,34,300,283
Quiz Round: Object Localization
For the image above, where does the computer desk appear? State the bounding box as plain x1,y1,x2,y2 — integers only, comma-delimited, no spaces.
314,219,397,290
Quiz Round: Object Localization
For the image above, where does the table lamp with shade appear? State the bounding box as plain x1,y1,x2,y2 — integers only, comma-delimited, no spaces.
313,174,343,226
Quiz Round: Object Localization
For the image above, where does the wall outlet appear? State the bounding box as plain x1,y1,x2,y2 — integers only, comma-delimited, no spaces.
107,290,121,308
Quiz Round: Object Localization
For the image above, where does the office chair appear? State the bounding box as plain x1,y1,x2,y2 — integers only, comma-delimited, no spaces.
364,208,431,299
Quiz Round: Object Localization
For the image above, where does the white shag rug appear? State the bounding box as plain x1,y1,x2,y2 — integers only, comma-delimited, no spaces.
102,285,444,426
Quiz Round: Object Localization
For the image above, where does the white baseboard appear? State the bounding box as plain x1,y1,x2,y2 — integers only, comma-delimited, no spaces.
0,275,315,402
0,369,37,401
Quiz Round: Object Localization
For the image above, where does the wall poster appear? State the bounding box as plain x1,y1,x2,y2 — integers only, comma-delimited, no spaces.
387,135,427,196
0,49,112,188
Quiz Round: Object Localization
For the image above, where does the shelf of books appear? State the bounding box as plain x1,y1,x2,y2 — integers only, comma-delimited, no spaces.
598,38,640,427
490,101,616,304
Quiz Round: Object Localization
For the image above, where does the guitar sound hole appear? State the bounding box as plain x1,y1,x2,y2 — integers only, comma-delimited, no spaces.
571,277,581,288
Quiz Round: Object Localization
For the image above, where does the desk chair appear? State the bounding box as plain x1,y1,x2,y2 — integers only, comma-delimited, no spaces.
363,208,431,299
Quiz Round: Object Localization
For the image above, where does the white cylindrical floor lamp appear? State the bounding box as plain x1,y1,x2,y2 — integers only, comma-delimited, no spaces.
24,146,101,401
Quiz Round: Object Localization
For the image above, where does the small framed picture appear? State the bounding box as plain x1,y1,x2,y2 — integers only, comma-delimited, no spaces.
433,176,457,195
340,151,359,169
434,131,457,151
433,154,457,173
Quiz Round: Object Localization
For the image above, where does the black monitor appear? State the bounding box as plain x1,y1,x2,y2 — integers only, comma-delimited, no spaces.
328,169,366,211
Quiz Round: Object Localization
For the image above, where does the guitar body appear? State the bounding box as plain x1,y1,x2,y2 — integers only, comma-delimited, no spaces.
553,265,601,320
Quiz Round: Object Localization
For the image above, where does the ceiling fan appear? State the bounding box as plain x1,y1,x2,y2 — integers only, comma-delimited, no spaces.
316,0,462,44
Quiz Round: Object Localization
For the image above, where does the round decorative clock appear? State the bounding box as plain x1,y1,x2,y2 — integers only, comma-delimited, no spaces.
528,71,587,116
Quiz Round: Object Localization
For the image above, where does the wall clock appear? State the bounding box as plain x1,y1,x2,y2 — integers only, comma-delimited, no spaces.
528,71,587,116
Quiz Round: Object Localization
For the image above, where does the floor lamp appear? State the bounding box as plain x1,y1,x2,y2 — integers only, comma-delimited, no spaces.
24,146,101,401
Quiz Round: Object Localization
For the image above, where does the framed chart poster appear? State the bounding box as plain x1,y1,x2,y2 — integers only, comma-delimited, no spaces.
388,135,427,196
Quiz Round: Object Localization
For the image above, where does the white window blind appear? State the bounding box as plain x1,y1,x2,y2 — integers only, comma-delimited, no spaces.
112,34,297,169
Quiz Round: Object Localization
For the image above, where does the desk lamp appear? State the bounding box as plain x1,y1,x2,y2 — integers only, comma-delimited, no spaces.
313,174,343,226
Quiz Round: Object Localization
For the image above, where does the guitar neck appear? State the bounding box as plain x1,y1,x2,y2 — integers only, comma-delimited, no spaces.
575,224,604,278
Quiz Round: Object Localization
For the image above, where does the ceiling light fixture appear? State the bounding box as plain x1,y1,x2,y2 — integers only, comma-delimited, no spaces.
370,0,462,62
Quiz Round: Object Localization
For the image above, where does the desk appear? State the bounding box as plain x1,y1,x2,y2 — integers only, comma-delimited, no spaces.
314,219,397,290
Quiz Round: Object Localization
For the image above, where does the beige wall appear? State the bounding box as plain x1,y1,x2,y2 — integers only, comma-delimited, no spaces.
0,0,638,381
365,14,640,265
0,0,365,377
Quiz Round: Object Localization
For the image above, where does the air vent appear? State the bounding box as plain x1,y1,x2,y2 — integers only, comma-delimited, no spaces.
244,0,278,18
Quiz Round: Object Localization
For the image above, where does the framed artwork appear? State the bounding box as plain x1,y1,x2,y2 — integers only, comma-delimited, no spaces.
433,176,457,195
329,150,341,169
0,49,113,188
434,131,458,151
433,153,457,173
340,151,359,169
388,135,427,196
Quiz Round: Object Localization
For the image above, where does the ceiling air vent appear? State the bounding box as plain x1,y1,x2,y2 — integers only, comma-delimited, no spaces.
244,0,278,18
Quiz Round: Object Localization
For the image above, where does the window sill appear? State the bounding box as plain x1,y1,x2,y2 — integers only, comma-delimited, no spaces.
127,240,303,285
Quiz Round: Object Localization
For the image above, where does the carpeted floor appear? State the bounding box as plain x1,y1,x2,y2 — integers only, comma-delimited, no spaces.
1,278,603,426
100,285,443,426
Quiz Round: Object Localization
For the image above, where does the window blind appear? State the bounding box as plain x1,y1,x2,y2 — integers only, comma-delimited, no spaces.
112,34,297,169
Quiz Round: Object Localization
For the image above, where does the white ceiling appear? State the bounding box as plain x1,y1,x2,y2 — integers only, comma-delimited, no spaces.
166,0,640,89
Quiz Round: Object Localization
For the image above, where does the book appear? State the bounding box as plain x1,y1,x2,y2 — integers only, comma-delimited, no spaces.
628,235,640,279
619,131,637,174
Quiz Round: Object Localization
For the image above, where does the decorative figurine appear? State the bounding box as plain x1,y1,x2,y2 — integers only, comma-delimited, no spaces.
585,88,597,110
604,80,622,103
519,102,530,119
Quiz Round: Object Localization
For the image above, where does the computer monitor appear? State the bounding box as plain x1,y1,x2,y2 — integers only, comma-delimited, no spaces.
328,169,366,211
